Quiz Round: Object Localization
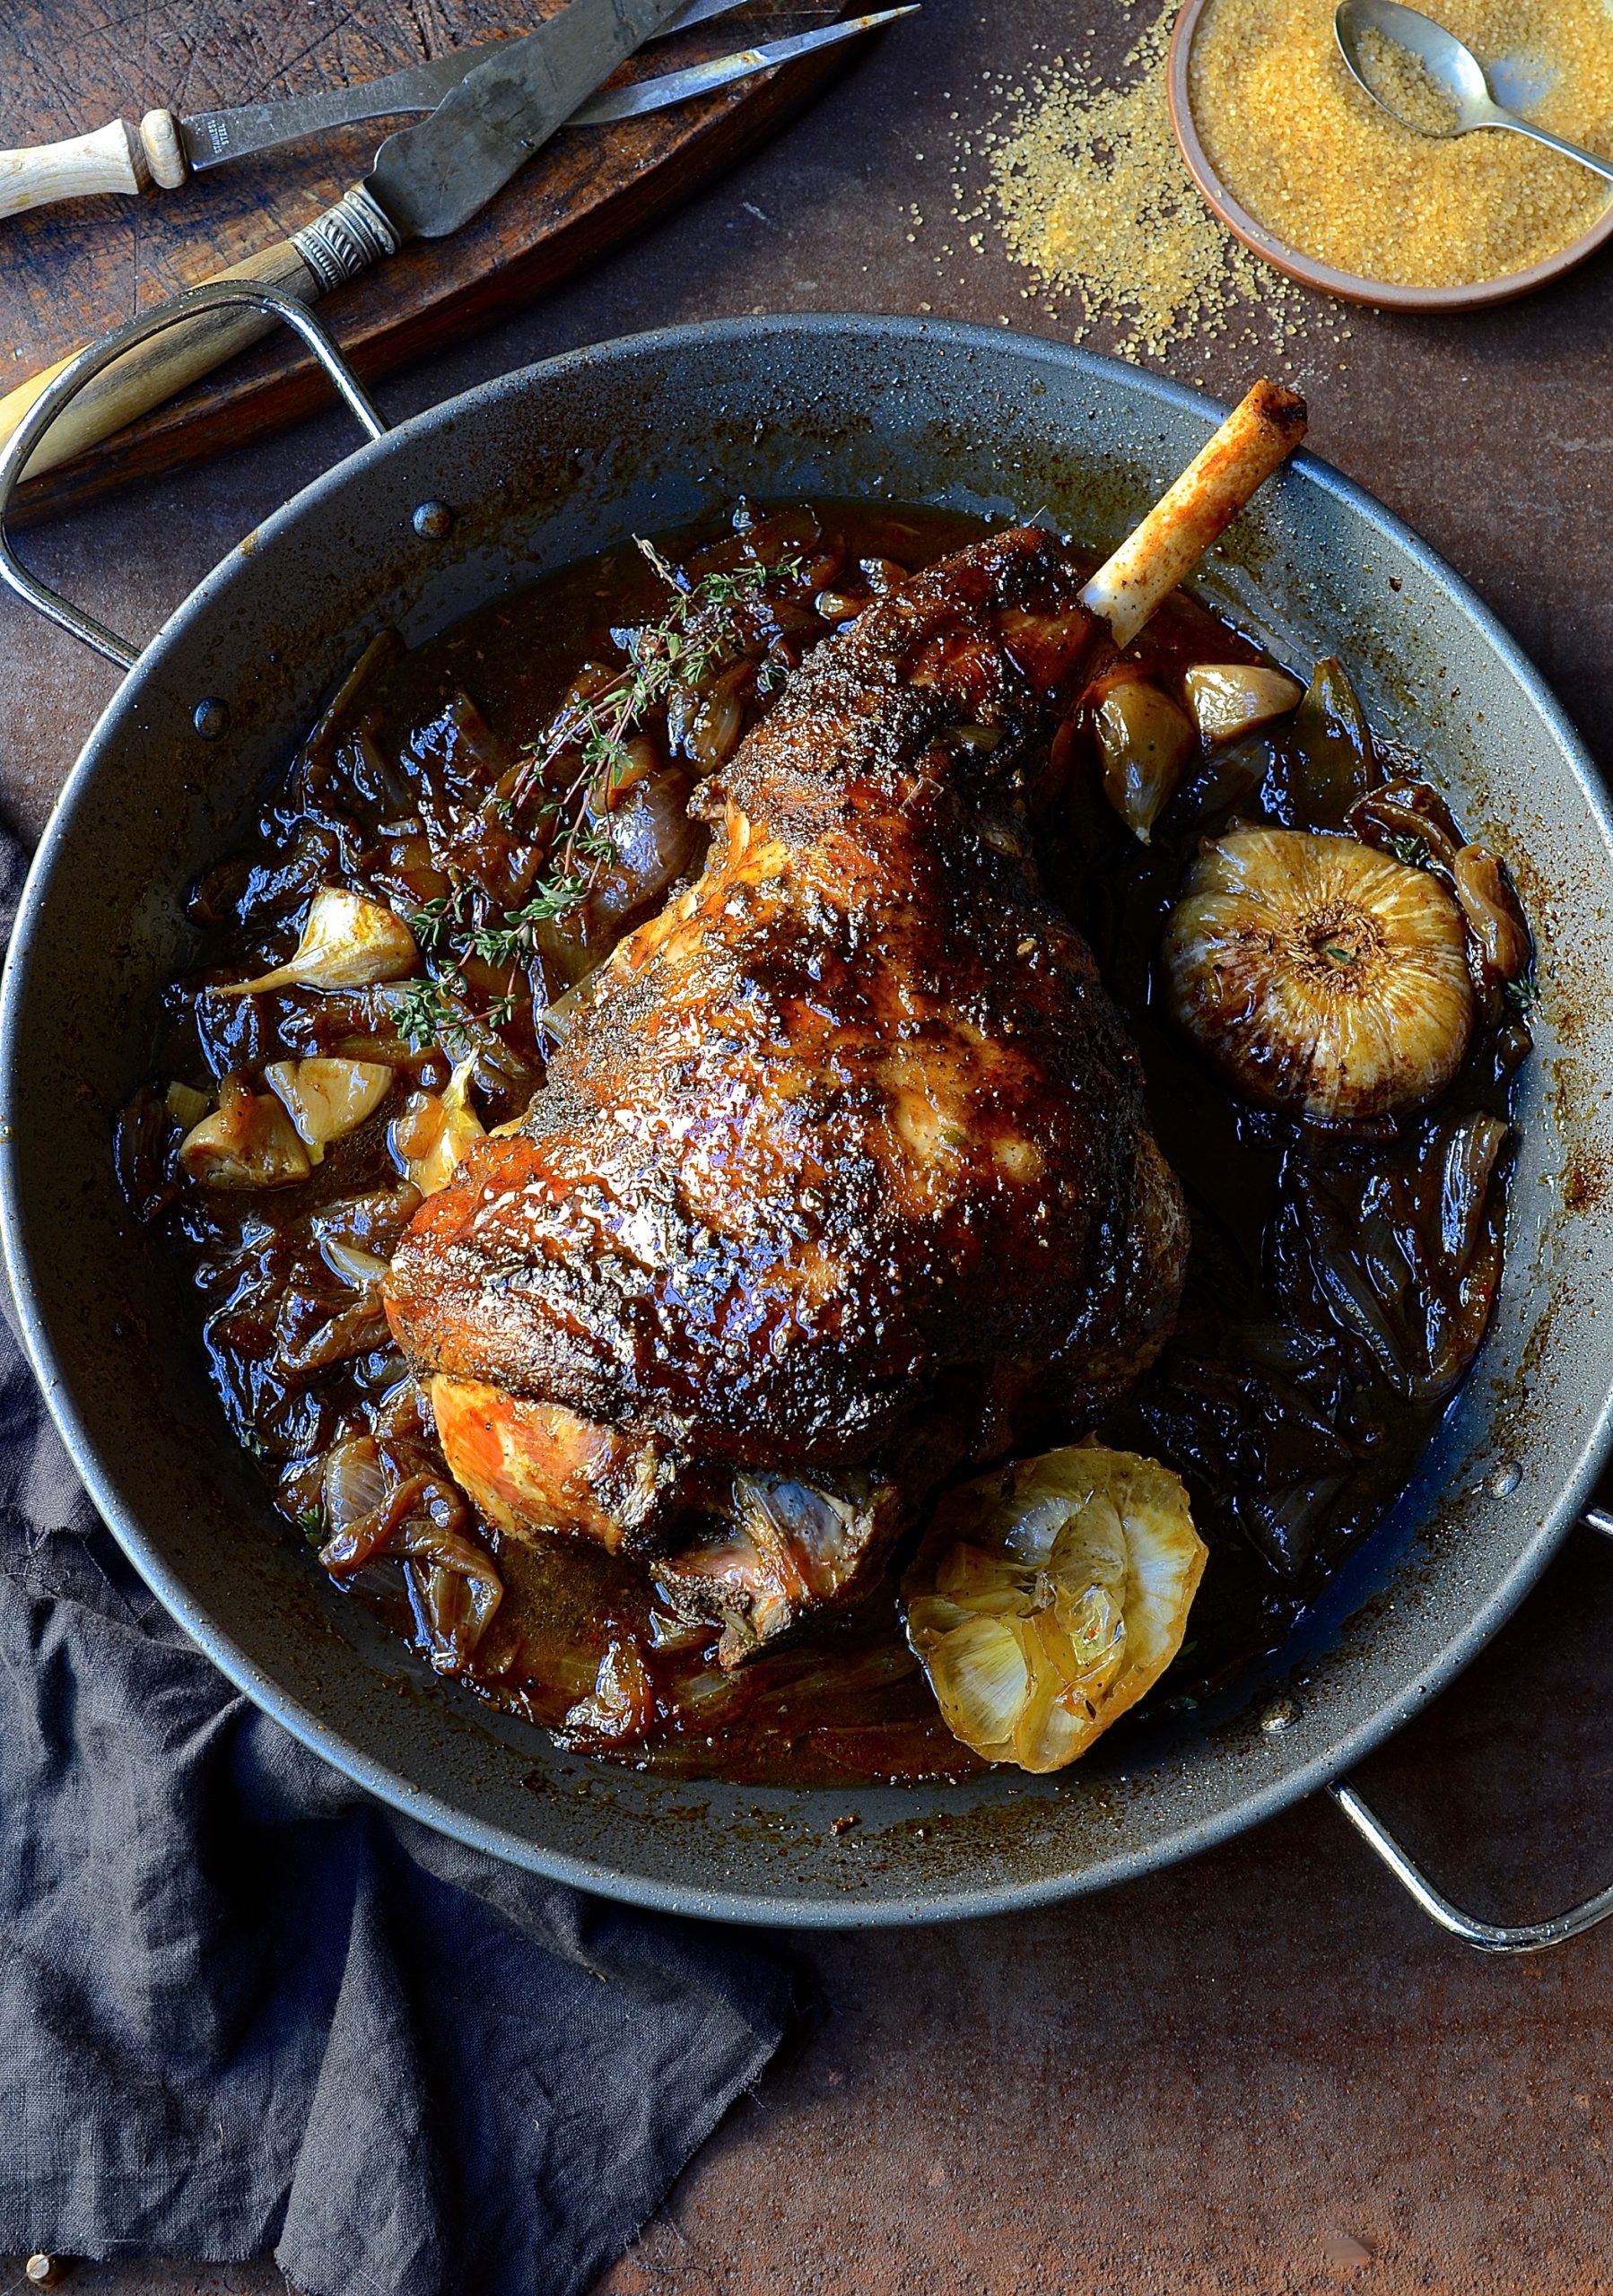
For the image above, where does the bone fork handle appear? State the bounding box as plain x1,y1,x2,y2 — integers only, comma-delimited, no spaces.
0,111,187,218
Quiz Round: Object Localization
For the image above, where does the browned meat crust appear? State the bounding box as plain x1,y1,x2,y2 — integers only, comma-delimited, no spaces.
386,526,1188,1599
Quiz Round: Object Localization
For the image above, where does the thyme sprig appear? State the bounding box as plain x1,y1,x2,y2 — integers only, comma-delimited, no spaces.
392,976,472,1053
505,543,802,867
397,546,805,1055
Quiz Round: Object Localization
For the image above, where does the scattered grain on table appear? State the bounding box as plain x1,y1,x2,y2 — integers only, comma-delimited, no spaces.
947,4,1328,365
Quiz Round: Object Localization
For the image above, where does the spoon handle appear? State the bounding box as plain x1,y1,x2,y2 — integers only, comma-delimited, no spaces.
1492,111,1613,187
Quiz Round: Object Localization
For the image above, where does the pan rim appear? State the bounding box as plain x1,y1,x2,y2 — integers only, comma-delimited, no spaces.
5,311,1611,1926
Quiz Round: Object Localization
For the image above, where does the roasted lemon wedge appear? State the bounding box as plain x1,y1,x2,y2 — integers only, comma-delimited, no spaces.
1162,827,1475,1124
902,1446,1207,1773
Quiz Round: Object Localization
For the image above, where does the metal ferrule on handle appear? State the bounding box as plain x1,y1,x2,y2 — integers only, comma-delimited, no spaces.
292,185,403,292
1330,1508,1613,1953
0,281,388,669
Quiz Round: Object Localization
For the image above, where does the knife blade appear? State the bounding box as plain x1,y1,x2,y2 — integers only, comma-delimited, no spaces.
364,0,696,242
0,0,914,479
573,11,915,125
178,0,752,176
0,2,872,214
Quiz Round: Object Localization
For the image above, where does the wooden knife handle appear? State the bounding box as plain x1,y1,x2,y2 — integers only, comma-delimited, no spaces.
0,240,319,482
0,187,397,482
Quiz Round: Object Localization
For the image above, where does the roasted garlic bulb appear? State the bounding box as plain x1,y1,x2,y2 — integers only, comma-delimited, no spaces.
902,1446,1206,1774
265,1056,393,1162
178,1076,311,1189
218,887,417,995
389,1056,485,1196
1162,828,1475,1124
1451,844,1530,982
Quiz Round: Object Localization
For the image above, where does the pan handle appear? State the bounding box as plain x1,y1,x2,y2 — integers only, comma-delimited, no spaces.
0,280,388,670
1329,1507,1613,1954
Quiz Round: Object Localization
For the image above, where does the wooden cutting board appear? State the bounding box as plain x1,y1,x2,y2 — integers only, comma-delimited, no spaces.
0,0,858,526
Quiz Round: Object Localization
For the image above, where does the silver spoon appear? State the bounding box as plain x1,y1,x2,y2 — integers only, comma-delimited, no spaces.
1334,0,1613,185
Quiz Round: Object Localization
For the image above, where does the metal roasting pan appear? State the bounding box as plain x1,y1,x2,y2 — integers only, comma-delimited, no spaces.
5,300,1613,1935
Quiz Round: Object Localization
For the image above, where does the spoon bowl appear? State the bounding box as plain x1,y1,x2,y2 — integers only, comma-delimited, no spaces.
1334,0,1613,181
1165,0,1613,312
1335,0,1494,135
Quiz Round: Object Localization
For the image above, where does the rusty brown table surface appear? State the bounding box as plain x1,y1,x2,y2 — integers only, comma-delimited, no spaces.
5,1,1613,2291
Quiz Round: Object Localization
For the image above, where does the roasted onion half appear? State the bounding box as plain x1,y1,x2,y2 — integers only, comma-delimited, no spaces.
1162,827,1475,1124
902,1446,1206,1774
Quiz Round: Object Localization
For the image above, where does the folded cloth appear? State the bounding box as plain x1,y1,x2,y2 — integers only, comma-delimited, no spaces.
0,832,789,2296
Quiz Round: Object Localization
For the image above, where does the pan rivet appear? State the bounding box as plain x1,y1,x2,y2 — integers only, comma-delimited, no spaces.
1260,1696,1299,1735
193,697,229,740
413,500,453,539
1487,1461,1521,1498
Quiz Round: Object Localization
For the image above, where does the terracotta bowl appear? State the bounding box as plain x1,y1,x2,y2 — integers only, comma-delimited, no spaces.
1167,0,1613,312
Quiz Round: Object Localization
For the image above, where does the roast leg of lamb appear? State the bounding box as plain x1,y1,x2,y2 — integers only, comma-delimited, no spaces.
385,383,1307,1663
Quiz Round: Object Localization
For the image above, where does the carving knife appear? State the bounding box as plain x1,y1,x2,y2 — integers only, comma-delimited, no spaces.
0,0,753,217
0,3,914,482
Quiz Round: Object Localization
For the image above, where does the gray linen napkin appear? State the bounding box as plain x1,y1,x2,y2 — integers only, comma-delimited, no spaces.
0,832,789,2296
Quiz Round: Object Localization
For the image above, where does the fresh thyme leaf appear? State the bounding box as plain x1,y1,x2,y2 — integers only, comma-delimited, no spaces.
1504,976,1533,1014
636,535,682,591
1389,833,1430,870
519,874,590,924
411,893,451,948
500,540,808,926
298,1504,327,1549
484,990,519,1029
393,978,461,1049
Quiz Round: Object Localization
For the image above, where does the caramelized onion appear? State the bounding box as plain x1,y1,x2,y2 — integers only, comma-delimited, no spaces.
1347,779,1464,877
318,1439,502,1670
319,1435,391,1555
859,555,910,594
320,1238,390,1289
114,1086,180,1222
1452,845,1531,982
1438,1113,1510,1271
279,1292,390,1378
395,1482,503,1673
1275,1112,1510,1402
586,772,701,932
562,1639,656,1742
1283,657,1375,828
685,663,754,777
